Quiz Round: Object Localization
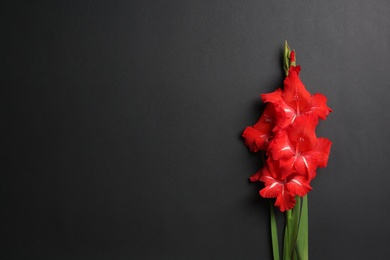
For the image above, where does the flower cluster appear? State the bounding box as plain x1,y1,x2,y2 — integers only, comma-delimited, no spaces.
242,52,332,212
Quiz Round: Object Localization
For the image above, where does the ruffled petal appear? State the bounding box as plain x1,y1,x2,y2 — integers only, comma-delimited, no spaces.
261,88,283,104
259,158,279,182
287,114,318,152
291,65,301,75
259,182,284,198
286,175,312,197
249,170,262,182
262,88,297,131
273,100,297,131
259,166,283,198
259,159,298,212
253,104,276,132
306,93,332,120
293,154,318,177
274,190,296,212
278,157,296,179
314,137,332,167
242,104,276,152
268,130,295,160
293,138,331,178
241,126,273,152
283,66,311,115
242,127,264,152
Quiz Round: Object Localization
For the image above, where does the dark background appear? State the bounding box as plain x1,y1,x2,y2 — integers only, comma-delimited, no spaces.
1,1,390,259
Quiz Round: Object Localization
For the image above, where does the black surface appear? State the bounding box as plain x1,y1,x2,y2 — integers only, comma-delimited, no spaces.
1,1,390,259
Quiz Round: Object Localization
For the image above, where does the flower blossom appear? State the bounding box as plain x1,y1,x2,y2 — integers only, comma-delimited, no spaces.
242,104,276,152
261,66,332,131
250,158,312,212
242,63,332,211
268,114,331,180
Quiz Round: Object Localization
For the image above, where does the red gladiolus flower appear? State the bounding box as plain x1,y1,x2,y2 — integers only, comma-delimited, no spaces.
242,48,331,212
261,66,331,131
268,115,331,179
257,158,312,212
277,138,332,180
242,43,331,259
242,104,276,152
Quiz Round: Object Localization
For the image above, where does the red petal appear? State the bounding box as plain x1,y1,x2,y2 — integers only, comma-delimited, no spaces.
242,127,261,152
283,67,311,114
314,138,332,167
259,160,297,212
273,100,296,131
242,127,272,152
309,170,317,180
259,165,283,198
249,170,262,182
291,65,301,75
293,138,331,178
260,159,278,182
293,154,318,177
286,175,313,196
260,158,293,184
242,104,276,152
278,157,296,179
264,156,296,181
287,114,318,152
253,104,276,132
259,182,284,198
306,93,332,120
274,190,296,212
261,88,283,104
268,130,295,161
262,88,298,131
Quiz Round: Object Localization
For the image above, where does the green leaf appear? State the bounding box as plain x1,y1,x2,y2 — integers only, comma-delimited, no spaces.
283,196,303,260
291,196,301,260
283,40,291,76
283,210,292,260
295,195,309,260
270,201,280,260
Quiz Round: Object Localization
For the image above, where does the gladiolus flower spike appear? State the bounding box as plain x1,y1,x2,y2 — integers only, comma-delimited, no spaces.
242,41,331,260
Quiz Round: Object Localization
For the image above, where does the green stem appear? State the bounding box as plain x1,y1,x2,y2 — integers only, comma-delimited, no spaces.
283,210,292,260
